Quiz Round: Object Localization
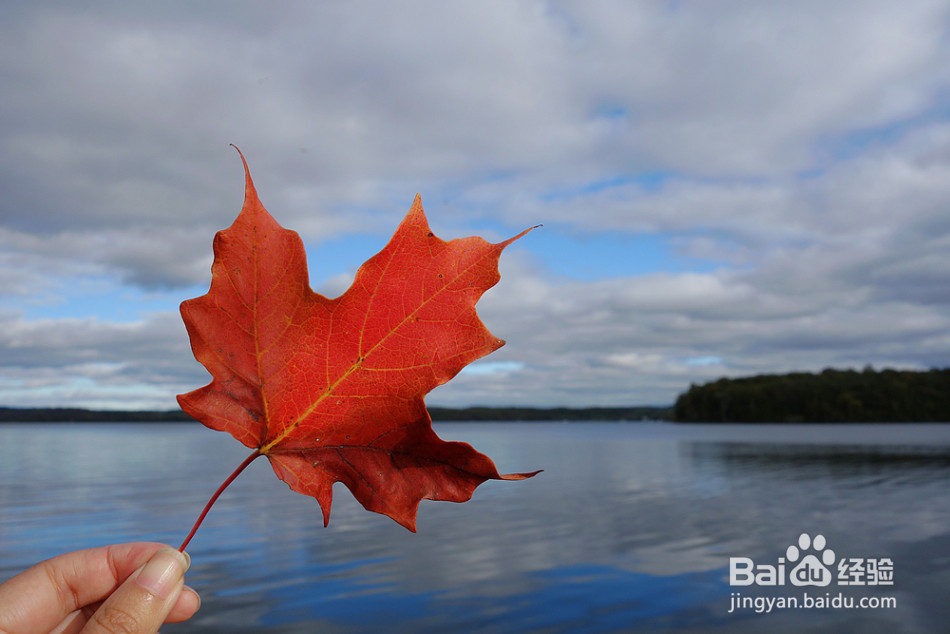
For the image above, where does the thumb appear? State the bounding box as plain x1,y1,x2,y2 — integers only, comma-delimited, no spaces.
82,547,190,634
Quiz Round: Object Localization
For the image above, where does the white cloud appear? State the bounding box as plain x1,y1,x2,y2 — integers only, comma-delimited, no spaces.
2,2,950,409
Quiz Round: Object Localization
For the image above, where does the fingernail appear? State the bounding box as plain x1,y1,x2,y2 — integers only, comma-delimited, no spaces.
136,548,188,600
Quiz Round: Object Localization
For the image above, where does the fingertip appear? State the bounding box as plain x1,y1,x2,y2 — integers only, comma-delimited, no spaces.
167,586,201,623
135,548,188,600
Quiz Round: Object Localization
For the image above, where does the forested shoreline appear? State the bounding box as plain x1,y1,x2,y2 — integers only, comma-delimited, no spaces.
6,367,950,423
674,367,950,423
0,405,672,423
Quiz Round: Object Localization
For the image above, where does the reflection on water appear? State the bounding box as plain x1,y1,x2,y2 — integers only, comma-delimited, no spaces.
2,422,950,632
688,441,950,489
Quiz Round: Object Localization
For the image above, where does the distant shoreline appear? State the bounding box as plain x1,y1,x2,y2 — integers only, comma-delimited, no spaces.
0,405,674,423
13,367,948,424
674,367,950,423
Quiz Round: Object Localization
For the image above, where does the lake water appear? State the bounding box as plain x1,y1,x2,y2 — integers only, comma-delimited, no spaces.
2,421,950,632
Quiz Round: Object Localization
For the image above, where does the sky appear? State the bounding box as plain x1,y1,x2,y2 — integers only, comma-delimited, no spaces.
2,1,950,410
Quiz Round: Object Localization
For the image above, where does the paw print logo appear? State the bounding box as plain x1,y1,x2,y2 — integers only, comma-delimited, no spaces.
787,533,836,587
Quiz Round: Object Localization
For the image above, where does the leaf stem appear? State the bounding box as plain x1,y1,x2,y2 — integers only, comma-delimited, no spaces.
178,449,262,552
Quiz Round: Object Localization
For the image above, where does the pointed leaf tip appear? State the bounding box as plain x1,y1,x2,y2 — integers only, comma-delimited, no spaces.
229,144,262,212
500,223,540,249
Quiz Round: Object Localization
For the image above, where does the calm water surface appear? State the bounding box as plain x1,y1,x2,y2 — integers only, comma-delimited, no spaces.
2,421,950,632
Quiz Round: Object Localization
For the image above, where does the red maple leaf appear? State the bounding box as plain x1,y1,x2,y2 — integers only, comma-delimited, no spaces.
177,149,539,549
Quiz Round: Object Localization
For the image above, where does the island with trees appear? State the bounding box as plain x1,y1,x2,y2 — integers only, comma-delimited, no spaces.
673,367,950,423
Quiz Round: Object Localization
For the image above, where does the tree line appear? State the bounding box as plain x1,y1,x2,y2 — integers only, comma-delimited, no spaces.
673,367,950,423
428,406,671,421
13,365,948,424
0,405,673,423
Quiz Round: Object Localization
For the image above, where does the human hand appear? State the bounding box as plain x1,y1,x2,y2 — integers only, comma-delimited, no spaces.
0,542,199,633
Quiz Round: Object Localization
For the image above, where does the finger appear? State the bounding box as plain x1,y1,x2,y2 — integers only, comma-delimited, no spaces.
82,547,190,634
166,585,201,623
49,587,199,634
0,542,168,634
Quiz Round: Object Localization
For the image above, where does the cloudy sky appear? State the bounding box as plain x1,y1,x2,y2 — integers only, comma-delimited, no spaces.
2,1,950,410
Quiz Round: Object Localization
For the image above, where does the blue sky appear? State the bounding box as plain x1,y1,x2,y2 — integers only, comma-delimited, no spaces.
3,1,950,409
